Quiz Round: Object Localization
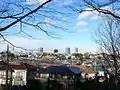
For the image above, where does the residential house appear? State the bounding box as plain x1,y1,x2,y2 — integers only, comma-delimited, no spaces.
11,63,38,85
81,69,97,78
0,60,13,85
11,64,27,86
0,61,39,86
22,63,38,80
0,65,13,85
92,67,105,76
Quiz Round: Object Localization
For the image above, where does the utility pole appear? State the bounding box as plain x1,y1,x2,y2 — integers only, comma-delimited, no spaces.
6,44,9,90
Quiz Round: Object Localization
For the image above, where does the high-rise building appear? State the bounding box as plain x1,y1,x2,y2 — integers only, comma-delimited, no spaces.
65,47,70,54
75,47,78,53
39,48,43,53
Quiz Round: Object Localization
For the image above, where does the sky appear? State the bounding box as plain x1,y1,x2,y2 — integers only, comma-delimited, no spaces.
0,0,104,53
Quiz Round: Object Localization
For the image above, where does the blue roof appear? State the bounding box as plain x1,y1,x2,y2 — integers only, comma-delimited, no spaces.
92,67,105,71
44,65,82,75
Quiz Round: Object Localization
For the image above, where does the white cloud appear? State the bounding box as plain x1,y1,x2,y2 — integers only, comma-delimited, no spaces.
77,8,103,27
90,15,102,20
77,21,88,26
77,8,98,27
77,9,100,20
77,11,92,20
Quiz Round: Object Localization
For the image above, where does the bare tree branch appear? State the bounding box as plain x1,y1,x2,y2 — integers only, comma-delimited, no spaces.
0,0,52,32
0,33,28,51
71,0,120,19
95,16,120,76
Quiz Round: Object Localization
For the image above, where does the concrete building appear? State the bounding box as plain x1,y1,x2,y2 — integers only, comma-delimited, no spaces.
75,47,78,53
39,48,43,53
65,47,70,54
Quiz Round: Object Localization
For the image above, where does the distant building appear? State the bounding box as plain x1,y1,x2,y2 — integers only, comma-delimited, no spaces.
39,48,43,53
75,47,78,53
65,47,70,54
54,49,58,53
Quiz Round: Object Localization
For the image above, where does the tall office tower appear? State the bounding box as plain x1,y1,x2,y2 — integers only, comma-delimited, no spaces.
65,47,70,54
39,47,43,53
75,47,78,53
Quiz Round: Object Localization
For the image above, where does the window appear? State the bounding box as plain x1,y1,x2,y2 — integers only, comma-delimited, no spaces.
16,72,20,77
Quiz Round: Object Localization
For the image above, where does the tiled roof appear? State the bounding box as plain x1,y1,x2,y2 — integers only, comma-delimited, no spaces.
71,65,97,74
10,63,37,70
83,69,97,74
0,61,38,70
44,65,82,75
10,64,26,70
21,63,37,69
0,65,13,71
44,64,56,68
71,65,86,70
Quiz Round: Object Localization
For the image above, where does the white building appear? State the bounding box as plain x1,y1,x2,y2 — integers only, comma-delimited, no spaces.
81,69,97,78
0,67,12,85
75,47,78,53
0,61,38,86
65,47,70,54
11,64,27,86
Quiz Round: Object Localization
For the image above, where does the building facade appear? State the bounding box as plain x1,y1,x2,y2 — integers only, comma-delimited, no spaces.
39,48,43,53
65,47,70,54
75,48,78,53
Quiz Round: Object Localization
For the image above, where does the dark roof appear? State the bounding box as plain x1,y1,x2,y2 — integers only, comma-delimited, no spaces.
11,63,37,70
21,63,37,69
10,64,26,70
0,61,38,71
0,65,13,71
44,65,82,75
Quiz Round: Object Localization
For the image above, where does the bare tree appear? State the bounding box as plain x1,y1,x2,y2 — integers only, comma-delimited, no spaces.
70,0,120,19
0,0,70,50
69,0,120,80
95,16,120,79
0,0,52,31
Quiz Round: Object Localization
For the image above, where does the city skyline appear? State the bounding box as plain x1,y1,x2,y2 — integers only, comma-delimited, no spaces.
0,45,97,54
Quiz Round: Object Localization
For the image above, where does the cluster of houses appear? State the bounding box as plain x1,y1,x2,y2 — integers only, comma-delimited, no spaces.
0,60,107,86
0,51,104,64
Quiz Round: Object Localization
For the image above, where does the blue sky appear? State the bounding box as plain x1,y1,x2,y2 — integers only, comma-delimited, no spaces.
0,0,104,53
